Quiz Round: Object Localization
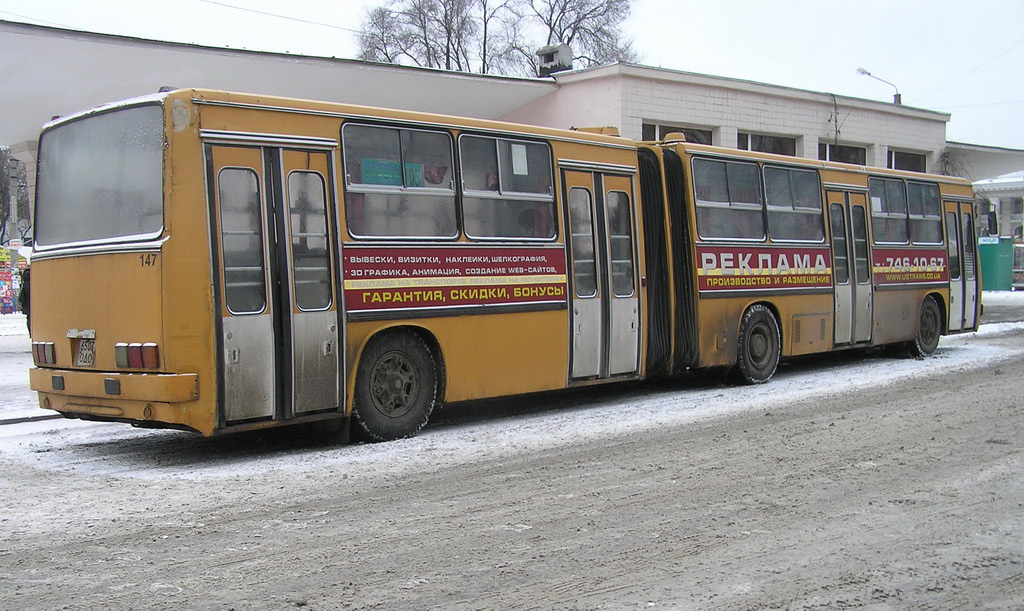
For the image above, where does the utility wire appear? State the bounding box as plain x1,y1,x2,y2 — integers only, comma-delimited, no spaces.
197,0,362,34
0,9,77,29
911,36,1024,104
930,99,1024,110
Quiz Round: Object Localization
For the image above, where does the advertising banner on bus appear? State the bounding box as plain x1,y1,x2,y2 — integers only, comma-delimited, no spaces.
695,245,832,292
871,248,948,286
343,245,568,314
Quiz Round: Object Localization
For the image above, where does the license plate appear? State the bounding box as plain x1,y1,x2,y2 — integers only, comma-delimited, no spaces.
76,339,96,367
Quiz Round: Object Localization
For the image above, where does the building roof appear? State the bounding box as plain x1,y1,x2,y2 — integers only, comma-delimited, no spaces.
974,170,1024,193
0,19,556,147
553,62,951,122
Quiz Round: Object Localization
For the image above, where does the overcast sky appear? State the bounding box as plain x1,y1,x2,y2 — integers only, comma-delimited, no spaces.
2,0,1022,149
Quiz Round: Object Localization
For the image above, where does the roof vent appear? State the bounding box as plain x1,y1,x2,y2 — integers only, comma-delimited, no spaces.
536,43,572,77
571,126,621,136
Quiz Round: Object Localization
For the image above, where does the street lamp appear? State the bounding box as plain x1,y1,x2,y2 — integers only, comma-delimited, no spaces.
857,67,902,105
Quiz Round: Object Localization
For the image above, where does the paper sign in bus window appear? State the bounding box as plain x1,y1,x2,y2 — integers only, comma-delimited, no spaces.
511,143,529,175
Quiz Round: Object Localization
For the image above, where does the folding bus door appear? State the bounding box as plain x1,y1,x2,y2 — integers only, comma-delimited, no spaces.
210,145,277,422
946,201,979,332
945,207,964,332
279,150,340,415
961,208,978,329
209,144,341,424
563,169,640,380
827,190,873,345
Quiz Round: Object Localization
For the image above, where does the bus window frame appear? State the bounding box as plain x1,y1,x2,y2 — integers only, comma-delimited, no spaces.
340,122,459,241
33,102,167,252
868,176,910,245
690,155,767,243
762,164,826,244
217,165,269,317
457,132,557,243
285,168,335,313
906,180,943,246
605,189,637,298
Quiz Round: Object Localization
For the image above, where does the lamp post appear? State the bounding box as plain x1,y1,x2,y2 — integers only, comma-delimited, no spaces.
857,67,902,105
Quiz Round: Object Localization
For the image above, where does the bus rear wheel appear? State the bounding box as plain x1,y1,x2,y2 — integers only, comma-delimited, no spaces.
732,304,781,385
353,331,438,442
905,296,941,358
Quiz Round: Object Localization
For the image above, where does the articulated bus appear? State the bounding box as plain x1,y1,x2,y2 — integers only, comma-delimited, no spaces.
27,89,980,441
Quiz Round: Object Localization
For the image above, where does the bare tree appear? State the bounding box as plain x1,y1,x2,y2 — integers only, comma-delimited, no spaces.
12,158,28,240
359,5,413,64
936,147,975,180
518,0,636,67
0,148,30,246
357,0,635,76
476,0,525,75
362,0,479,71
0,147,10,245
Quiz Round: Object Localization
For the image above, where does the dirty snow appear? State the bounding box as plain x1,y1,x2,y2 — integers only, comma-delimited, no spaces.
2,292,1024,482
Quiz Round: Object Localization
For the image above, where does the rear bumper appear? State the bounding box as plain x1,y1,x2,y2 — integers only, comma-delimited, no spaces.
29,367,205,434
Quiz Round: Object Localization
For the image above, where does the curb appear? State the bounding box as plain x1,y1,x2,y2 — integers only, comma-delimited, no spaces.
0,414,64,426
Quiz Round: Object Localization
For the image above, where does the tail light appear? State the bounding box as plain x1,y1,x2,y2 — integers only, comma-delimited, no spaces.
142,343,160,369
32,342,56,365
128,343,144,368
115,342,161,369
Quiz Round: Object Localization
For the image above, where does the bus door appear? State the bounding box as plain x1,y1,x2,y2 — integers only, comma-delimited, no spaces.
827,190,873,345
563,169,640,379
209,144,340,424
945,201,978,331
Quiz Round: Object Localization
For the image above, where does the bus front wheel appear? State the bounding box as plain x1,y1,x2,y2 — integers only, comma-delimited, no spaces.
732,304,781,385
353,331,438,442
905,296,941,358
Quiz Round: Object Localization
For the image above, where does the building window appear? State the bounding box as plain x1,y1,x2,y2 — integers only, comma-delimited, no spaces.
818,143,867,166
641,123,713,145
738,133,796,157
888,150,927,173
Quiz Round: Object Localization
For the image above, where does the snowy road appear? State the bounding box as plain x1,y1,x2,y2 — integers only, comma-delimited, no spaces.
1,294,1023,608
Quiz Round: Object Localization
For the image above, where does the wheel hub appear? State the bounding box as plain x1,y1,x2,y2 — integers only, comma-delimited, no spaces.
370,352,418,418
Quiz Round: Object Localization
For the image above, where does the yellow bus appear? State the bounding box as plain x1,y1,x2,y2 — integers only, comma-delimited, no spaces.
636,138,979,383
27,89,980,441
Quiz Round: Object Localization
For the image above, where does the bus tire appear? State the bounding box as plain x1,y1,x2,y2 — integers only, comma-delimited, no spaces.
906,296,941,358
353,331,438,442
732,304,781,385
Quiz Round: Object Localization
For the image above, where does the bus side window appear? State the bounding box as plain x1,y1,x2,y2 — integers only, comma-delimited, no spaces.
342,124,457,239
869,177,909,244
460,135,555,240
907,182,942,244
693,157,764,240
218,167,267,315
946,211,961,281
765,166,823,242
829,203,850,284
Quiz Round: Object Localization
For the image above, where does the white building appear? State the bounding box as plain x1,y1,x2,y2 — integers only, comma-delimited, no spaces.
3,19,1021,238
974,171,1024,239
503,63,948,173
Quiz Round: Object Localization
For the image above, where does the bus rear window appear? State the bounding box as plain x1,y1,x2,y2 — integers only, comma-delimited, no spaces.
35,105,164,248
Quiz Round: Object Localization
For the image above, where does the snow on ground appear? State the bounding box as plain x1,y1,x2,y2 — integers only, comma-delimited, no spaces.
2,294,1024,483
0,313,35,421
979,289,1024,307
